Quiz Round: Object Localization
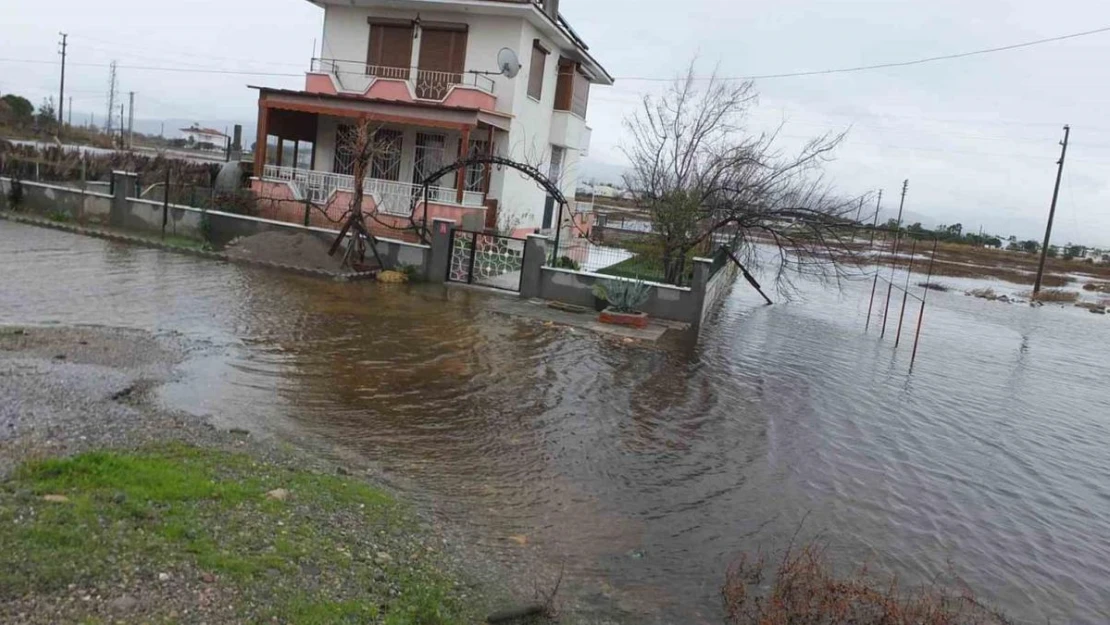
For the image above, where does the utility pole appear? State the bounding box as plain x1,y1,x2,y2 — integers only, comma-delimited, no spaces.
58,32,68,124
880,180,909,339
67,96,72,126
127,91,135,149
105,61,118,137
1033,125,1070,296
119,104,125,148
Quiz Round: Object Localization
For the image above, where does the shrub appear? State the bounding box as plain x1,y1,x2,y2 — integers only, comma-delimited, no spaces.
722,543,1011,625
553,255,581,271
1024,289,1079,303
592,278,651,313
46,209,71,223
396,263,423,282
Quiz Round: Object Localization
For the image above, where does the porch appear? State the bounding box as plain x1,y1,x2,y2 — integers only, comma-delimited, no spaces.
251,86,510,237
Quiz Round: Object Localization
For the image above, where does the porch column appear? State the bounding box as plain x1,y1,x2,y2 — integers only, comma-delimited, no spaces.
254,101,270,177
482,126,494,194
276,137,284,167
455,125,470,204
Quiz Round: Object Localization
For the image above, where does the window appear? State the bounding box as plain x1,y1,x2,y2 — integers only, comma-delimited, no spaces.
333,124,356,176
367,20,414,76
413,132,448,186
416,24,468,99
548,145,564,185
528,39,549,100
370,129,403,181
465,139,490,192
555,58,591,117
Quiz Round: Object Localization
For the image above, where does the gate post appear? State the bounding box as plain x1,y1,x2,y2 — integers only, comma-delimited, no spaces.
519,234,549,299
427,218,456,284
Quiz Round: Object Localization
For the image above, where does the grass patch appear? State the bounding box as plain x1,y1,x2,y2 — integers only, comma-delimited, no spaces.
45,209,72,223
596,254,667,282
0,444,478,623
1023,289,1079,303
160,235,211,252
723,543,1010,624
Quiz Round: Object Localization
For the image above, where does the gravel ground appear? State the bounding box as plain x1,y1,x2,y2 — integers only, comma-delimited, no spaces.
0,324,532,624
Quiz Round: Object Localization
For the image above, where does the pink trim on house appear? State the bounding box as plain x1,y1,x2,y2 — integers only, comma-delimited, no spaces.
304,73,339,96
364,79,414,102
442,88,497,111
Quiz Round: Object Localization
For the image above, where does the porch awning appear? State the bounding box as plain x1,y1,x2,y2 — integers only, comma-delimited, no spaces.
252,86,511,132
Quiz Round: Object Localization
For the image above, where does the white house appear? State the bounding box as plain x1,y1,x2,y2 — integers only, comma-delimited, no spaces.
250,0,612,238
180,125,229,150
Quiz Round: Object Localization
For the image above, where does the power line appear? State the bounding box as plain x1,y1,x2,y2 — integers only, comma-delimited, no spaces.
613,25,1110,81
0,57,301,78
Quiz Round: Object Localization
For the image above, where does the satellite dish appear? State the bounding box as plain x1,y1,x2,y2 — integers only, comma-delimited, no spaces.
497,48,522,79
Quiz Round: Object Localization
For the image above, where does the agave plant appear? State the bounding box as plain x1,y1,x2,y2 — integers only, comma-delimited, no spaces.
592,277,650,313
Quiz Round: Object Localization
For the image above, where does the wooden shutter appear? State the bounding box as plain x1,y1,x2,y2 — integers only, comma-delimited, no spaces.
571,69,590,117
367,22,413,73
528,40,548,100
418,27,468,74
554,57,574,111
417,26,468,98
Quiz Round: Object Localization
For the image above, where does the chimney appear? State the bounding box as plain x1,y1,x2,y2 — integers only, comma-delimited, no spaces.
543,0,559,20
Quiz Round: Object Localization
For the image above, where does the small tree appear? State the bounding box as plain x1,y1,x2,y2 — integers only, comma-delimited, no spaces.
622,60,854,289
35,98,58,132
1,94,34,126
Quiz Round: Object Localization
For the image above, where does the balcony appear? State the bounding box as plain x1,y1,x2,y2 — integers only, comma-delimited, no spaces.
550,111,591,155
262,164,485,216
308,58,496,106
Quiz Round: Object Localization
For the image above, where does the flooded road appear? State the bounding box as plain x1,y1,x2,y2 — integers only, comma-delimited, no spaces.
3,222,1110,624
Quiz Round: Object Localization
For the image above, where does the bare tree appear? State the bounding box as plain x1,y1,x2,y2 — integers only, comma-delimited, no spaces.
622,60,864,289
328,118,396,268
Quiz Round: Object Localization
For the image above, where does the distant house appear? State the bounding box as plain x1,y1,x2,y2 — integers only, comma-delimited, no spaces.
180,125,228,150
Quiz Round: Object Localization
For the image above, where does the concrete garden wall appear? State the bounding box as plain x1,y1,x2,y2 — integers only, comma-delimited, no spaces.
518,234,734,329
1,173,431,278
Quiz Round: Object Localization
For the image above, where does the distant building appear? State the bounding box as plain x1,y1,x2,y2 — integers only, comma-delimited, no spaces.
180,125,228,150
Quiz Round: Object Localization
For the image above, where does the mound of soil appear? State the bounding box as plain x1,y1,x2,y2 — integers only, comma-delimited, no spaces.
223,231,347,273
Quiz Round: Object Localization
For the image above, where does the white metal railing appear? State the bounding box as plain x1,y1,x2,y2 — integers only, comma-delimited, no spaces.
262,164,485,216
310,58,495,99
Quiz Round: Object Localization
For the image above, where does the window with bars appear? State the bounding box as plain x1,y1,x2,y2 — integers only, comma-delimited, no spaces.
370,129,403,181
334,124,356,176
465,139,489,192
413,132,448,186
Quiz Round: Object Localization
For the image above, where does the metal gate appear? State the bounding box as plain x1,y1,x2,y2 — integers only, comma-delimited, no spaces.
446,229,527,292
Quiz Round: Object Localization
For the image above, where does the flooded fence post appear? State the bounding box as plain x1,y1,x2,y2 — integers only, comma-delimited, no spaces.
303,195,311,227
910,238,939,370
161,169,170,240
894,239,917,348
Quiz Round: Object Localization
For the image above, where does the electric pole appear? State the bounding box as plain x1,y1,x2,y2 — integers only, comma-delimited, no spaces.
119,104,125,148
880,180,909,339
1033,125,1070,296
127,91,135,149
67,96,72,126
58,33,68,124
105,61,118,136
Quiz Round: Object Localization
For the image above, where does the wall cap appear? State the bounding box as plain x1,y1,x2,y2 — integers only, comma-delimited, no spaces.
542,266,692,293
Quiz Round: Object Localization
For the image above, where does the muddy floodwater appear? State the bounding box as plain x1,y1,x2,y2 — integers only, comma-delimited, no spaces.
4,222,1110,624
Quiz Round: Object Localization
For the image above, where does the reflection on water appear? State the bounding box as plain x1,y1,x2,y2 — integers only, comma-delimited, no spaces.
4,222,1110,624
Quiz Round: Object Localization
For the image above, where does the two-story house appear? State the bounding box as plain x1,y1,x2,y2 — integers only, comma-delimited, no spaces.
251,0,611,240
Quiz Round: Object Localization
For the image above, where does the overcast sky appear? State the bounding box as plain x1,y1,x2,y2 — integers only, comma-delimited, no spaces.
5,0,1110,246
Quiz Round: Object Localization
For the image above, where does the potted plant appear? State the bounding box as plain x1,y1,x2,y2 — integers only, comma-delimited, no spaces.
590,282,609,312
592,278,651,328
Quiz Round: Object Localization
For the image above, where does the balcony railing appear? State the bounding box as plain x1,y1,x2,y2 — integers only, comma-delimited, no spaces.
310,58,495,99
262,164,485,216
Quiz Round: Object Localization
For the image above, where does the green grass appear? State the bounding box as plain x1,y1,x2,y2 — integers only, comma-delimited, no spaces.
160,234,211,251
0,444,477,623
596,254,668,283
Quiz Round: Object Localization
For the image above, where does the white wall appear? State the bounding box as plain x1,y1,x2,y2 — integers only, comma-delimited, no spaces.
319,6,523,116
